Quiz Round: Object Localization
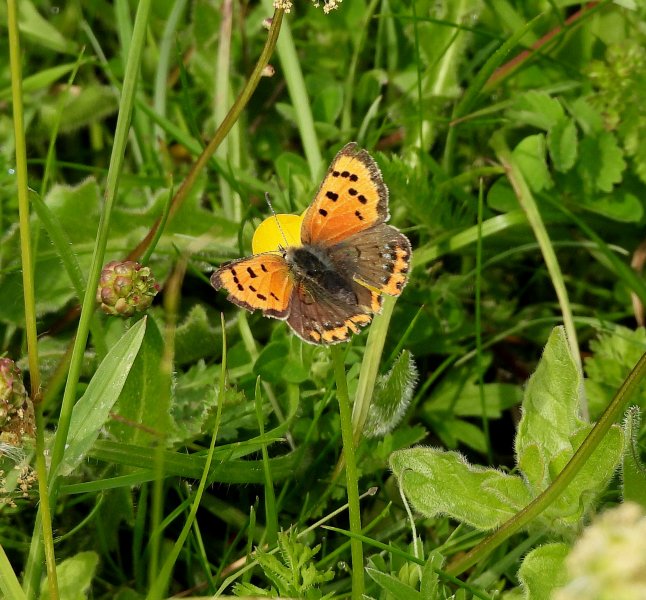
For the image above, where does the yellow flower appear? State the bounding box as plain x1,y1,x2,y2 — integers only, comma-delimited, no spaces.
251,213,304,255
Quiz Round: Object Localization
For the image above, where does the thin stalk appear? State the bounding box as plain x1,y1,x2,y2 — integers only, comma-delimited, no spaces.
261,0,322,179
7,2,56,597
351,296,395,444
491,133,584,414
255,377,278,546
22,1,153,595
447,347,646,576
128,9,285,261
214,0,239,220
475,180,493,463
331,346,364,599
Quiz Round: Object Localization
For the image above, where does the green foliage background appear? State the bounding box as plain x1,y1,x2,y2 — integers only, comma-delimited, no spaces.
1,0,646,598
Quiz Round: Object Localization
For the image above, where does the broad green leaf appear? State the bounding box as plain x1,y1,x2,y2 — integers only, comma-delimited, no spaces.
542,423,624,530
513,134,553,192
517,543,569,600
508,90,565,131
174,304,222,366
365,350,418,438
389,447,532,530
58,318,147,477
548,117,578,172
578,131,626,192
172,361,257,444
39,551,98,600
569,97,605,135
108,317,173,446
621,407,646,509
584,326,646,419
580,191,643,223
486,179,518,213
281,355,310,384
516,327,583,492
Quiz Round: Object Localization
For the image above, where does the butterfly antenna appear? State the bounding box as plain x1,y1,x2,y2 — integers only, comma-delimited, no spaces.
265,192,291,249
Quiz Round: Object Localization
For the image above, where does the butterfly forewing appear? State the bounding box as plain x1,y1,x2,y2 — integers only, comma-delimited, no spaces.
210,254,293,319
301,143,389,247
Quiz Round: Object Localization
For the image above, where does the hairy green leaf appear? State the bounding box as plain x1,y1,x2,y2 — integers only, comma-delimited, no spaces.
516,327,583,492
517,543,569,600
390,447,532,530
365,350,418,437
622,406,646,509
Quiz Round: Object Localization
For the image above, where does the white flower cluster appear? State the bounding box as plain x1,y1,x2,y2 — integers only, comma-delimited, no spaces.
273,0,343,14
273,0,292,13
554,502,646,600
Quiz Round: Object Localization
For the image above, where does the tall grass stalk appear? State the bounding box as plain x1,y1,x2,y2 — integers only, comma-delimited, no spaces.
331,346,365,599
7,1,57,596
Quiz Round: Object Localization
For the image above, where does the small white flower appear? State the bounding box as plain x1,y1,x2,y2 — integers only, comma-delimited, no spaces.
273,0,292,13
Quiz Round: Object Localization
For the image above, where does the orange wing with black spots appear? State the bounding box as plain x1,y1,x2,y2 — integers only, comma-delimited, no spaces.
210,254,293,319
301,142,389,246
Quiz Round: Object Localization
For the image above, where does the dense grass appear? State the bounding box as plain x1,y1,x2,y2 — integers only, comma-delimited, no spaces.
2,1,646,598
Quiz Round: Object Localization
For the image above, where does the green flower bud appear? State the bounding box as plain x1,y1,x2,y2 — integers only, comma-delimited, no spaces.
97,260,160,317
0,358,28,429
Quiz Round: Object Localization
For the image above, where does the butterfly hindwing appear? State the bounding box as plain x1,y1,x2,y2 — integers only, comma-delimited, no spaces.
210,254,293,319
329,224,412,297
287,282,373,345
301,142,389,246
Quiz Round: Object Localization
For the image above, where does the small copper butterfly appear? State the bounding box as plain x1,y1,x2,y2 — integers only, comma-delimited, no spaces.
210,142,412,344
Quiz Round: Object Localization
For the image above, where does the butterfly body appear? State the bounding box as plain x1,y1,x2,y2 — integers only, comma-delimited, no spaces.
285,245,357,305
211,143,411,345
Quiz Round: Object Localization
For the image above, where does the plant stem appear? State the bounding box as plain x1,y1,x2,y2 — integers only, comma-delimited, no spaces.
128,8,285,261
7,1,57,597
446,347,646,576
331,346,364,599
261,0,322,179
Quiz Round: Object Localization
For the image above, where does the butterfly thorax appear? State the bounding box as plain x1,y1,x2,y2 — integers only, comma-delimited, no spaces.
285,245,356,303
